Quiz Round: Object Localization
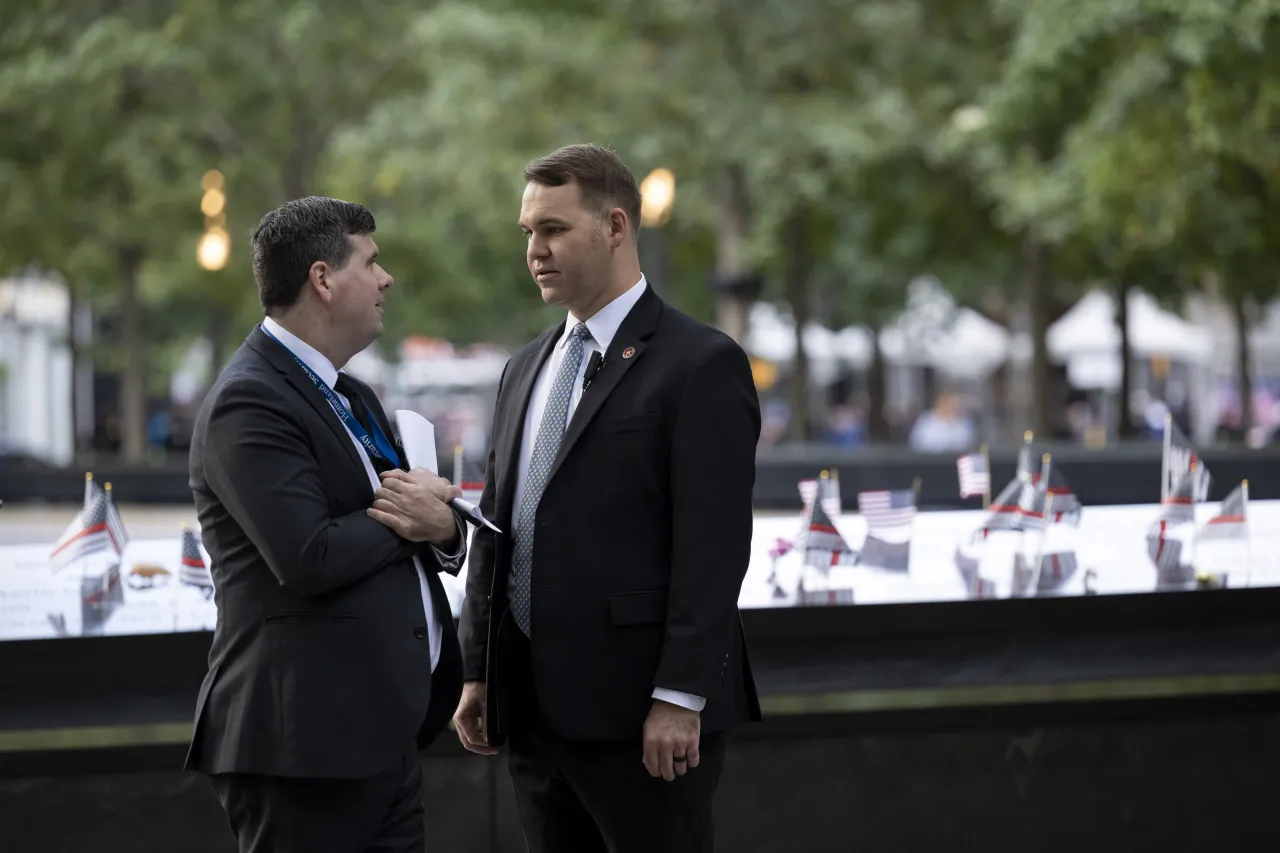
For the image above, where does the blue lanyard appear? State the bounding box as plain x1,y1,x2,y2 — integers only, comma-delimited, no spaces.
261,324,402,468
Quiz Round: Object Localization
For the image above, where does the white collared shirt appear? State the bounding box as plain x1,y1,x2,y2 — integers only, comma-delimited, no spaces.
509,276,706,713
263,316,445,672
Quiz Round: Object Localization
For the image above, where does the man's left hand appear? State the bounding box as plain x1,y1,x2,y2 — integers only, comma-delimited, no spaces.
367,468,461,546
642,699,700,781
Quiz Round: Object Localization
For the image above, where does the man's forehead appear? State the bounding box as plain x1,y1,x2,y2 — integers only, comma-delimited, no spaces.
522,181,581,213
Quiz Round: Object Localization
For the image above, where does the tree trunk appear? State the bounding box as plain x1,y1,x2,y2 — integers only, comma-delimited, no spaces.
866,326,891,442
713,164,751,344
639,228,670,300
285,112,320,200
285,146,315,201
1025,234,1052,439
1116,280,1137,438
783,206,812,442
1232,290,1253,440
66,289,91,457
118,245,147,463
208,305,229,387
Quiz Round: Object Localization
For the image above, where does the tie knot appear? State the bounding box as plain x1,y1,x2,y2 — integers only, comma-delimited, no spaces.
334,373,359,397
569,322,590,342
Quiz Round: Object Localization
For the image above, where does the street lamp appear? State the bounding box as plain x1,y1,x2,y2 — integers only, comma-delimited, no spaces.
198,170,229,271
640,168,675,227
198,227,230,271
639,168,675,296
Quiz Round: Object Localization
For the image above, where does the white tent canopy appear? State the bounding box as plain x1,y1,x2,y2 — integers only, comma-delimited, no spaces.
879,306,1027,379
1047,288,1214,364
744,302,874,378
745,277,1027,382
878,275,1028,379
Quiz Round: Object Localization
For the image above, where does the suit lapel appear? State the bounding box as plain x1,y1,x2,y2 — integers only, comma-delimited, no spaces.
246,325,367,478
495,323,563,526
546,287,664,485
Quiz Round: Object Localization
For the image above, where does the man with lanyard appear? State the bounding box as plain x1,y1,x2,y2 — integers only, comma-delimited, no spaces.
186,196,467,853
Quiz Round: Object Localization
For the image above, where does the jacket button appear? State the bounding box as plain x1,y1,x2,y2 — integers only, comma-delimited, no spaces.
414,626,427,639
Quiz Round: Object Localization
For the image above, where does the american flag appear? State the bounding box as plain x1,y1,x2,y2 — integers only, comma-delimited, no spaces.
1199,481,1248,540
1041,475,1082,526
1164,419,1212,503
857,488,917,531
179,527,214,592
858,533,910,572
1158,467,1197,523
1012,551,1079,596
956,453,989,498
1146,518,1185,574
459,481,484,504
818,471,842,517
973,478,1026,539
452,446,485,503
1017,478,1048,531
802,498,857,569
103,483,129,555
953,546,996,598
798,478,818,509
50,490,111,572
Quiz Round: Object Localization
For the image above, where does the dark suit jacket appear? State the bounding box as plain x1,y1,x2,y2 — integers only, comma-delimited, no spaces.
459,286,763,743
185,324,465,779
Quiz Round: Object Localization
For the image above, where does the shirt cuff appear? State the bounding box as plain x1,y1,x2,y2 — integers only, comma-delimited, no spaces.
652,688,706,713
429,516,467,567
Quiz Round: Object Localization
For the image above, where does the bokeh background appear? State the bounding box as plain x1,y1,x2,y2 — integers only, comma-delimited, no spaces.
4,0,1280,470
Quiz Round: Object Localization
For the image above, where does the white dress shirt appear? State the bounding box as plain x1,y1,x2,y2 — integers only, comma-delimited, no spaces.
263,316,461,672
510,277,706,713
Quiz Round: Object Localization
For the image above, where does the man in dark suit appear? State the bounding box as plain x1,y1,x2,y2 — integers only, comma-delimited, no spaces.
186,197,468,853
451,144,762,852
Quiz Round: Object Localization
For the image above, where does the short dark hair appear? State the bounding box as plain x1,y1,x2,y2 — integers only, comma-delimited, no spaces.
524,144,642,236
250,196,376,314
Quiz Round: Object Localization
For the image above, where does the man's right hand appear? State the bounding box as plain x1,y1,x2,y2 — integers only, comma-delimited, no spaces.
367,468,461,545
454,681,499,755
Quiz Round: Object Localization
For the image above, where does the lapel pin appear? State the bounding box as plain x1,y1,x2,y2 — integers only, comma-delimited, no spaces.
622,347,635,359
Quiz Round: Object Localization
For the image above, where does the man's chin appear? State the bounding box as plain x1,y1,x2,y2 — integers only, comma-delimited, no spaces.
537,283,567,306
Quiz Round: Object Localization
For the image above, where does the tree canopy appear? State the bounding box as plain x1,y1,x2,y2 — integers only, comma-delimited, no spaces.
3,0,1279,455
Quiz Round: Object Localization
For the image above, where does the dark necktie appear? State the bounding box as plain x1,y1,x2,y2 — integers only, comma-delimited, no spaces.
334,373,396,474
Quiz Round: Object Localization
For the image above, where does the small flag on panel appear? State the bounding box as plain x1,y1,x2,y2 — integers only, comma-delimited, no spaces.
957,452,989,499
1198,480,1248,541
857,488,917,532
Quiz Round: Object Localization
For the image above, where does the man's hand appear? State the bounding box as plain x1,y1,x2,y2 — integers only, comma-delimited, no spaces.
453,681,499,755
643,699,700,781
367,468,461,545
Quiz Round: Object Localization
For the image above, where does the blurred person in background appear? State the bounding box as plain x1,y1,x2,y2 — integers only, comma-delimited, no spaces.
186,197,468,853
908,389,975,452
454,143,762,853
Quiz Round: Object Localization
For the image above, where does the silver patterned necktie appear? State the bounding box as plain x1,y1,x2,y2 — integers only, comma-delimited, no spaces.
509,322,591,635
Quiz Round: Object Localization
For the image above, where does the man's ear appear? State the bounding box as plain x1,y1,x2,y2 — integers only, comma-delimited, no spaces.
607,208,629,248
307,260,331,303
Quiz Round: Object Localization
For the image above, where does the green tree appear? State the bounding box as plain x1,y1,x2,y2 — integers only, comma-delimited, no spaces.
1004,0,1280,441
0,1,208,461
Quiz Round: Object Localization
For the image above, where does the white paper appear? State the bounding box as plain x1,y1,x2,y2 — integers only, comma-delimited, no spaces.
393,409,439,473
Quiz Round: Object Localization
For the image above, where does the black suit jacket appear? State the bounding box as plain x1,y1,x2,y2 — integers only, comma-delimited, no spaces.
185,325,465,779
459,286,763,743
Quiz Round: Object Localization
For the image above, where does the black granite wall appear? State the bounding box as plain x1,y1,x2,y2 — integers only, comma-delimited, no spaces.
3,711,1276,853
